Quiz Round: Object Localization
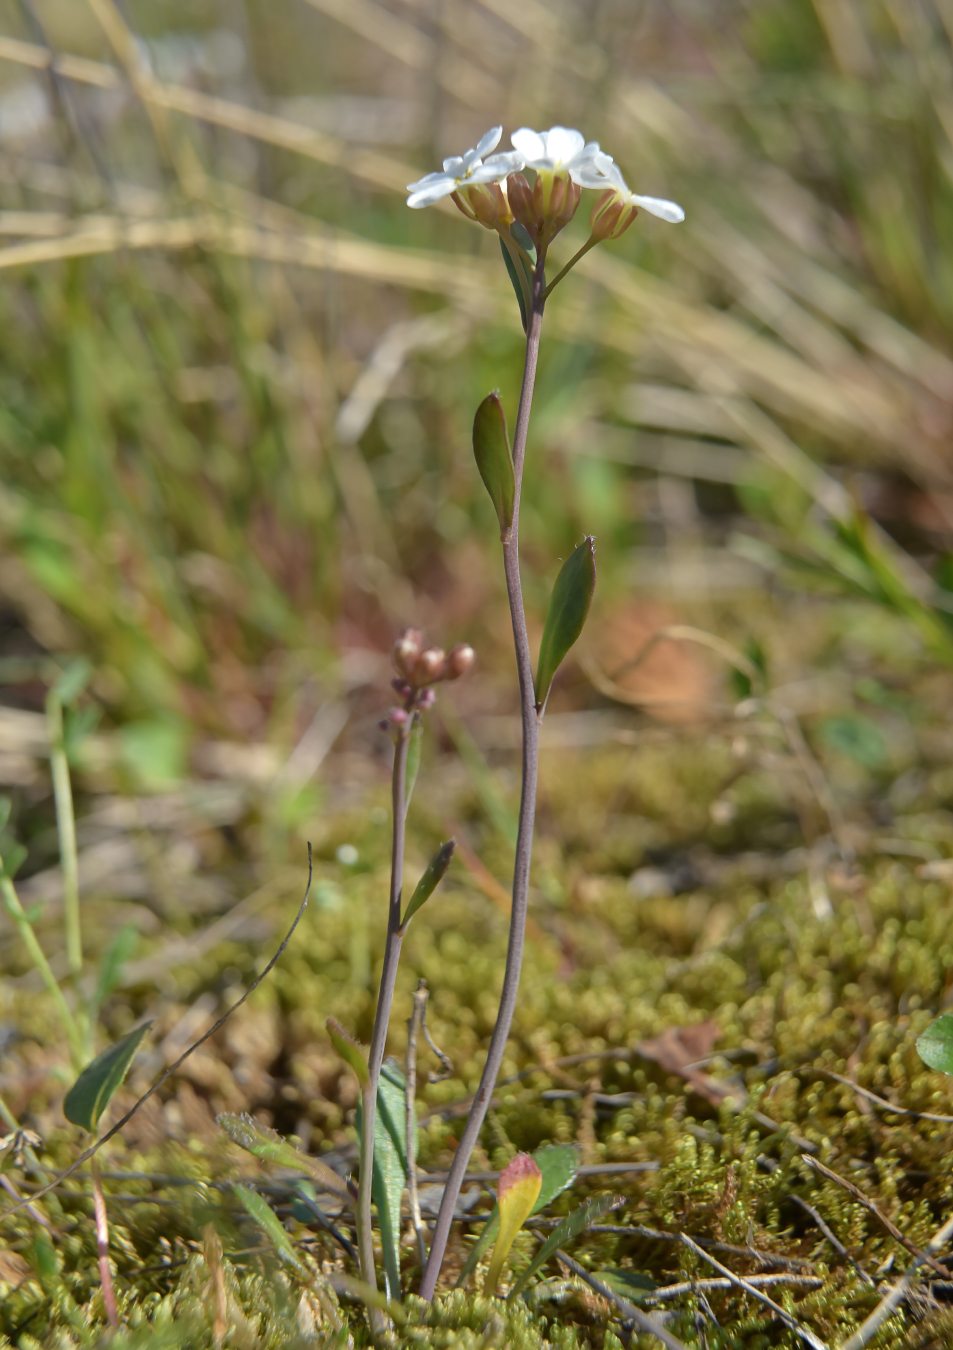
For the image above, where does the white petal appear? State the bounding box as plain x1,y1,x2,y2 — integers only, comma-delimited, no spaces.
511,127,545,161
407,176,456,207
475,125,503,159
630,193,685,223
570,162,615,189
543,125,585,165
475,150,524,179
442,154,465,175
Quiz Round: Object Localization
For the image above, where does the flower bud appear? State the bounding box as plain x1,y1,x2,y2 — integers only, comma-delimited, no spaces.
416,686,436,710
445,643,476,680
388,707,409,725
506,173,541,249
393,627,423,678
414,647,446,683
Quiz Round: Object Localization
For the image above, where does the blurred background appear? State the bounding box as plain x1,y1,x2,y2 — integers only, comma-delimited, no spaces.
3,0,953,1143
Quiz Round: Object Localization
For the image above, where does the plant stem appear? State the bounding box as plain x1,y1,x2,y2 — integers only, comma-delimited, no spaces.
0,864,83,1068
542,235,598,300
419,259,546,1301
357,724,410,1324
406,979,429,1270
90,1152,119,1327
46,694,83,987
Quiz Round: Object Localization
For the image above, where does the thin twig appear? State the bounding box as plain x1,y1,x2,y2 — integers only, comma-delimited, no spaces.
0,847,314,1223
406,980,429,1268
554,1248,690,1350
420,1006,454,1083
806,1068,953,1124
788,1194,875,1286
680,1234,828,1350
559,1222,812,1271
802,1156,952,1278
838,1211,953,1350
644,1273,824,1304
419,254,547,1300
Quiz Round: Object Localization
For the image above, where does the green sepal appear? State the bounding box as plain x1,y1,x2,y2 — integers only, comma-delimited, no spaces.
326,1017,370,1088
399,839,455,934
473,392,516,537
917,1014,953,1075
218,1112,355,1206
63,1021,153,1132
535,536,597,714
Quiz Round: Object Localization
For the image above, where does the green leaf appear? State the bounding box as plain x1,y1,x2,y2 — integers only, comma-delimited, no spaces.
356,1060,416,1301
89,924,138,1015
535,537,597,713
52,657,93,707
0,797,11,831
818,713,886,770
63,1021,153,1133
473,392,516,537
593,1269,657,1302
917,1014,953,1075
234,1183,308,1274
457,1144,579,1289
404,713,423,808
400,839,455,933
218,1112,355,1207
499,237,529,332
326,1018,370,1088
0,843,27,882
506,1192,623,1301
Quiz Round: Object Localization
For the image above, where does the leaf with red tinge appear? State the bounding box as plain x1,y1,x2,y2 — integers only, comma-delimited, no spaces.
483,1154,542,1295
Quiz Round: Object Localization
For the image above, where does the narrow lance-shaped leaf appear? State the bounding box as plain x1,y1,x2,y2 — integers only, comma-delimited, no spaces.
483,1154,542,1295
234,1183,309,1275
326,1018,370,1089
499,236,530,333
356,1060,416,1301
917,1014,953,1075
404,713,423,809
218,1113,355,1207
63,1022,153,1133
506,1192,623,1301
399,839,455,934
473,393,515,537
456,1143,579,1289
535,536,596,715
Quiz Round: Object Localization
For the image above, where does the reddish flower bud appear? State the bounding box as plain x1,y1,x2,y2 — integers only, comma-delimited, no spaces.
590,189,637,242
414,647,446,683
388,707,409,725
445,643,476,680
393,627,423,678
416,686,436,710
466,182,513,229
506,173,541,248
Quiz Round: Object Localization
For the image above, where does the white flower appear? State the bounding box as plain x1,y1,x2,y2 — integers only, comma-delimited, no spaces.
596,155,685,223
406,126,524,208
510,125,607,188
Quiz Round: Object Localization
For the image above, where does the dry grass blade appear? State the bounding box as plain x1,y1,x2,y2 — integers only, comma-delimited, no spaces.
839,1212,953,1350
802,1157,951,1278
680,1234,829,1350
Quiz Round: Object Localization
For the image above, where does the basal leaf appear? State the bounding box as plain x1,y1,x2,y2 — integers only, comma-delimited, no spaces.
234,1183,308,1274
593,1268,657,1302
89,924,138,1016
356,1059,416,1300
484,1154,542,1295
218,1113,354,1206
457,1143,579,1289
917,1014,953,1076
506,1192,623,1301
400,840,455,934
326,1018,370,1088
535,537,596,714
63,1022,153,1133
473,392,516,537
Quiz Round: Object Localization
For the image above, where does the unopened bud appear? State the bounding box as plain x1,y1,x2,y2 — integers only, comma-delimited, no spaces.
388,707,409,725
506,173,541,248
391,678,413,699
445,643,476,680
415,647,446,683
393,627,423,678
417,687,436,710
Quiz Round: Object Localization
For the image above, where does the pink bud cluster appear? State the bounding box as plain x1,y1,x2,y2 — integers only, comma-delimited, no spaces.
380,628,475,732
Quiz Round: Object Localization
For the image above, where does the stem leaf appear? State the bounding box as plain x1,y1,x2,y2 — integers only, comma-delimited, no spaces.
473,392,516,536
218,1112,355,1207
404,713,423,809
535,537,597,713
326,1017,370,1089
499,236,529,332
507,1192,623,1300
400,839,455,933
63,1021,153,1133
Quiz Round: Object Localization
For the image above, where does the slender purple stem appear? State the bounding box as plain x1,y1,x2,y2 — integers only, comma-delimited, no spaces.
418,258,546,1300
91,1154,119,1327
357,724,410,1313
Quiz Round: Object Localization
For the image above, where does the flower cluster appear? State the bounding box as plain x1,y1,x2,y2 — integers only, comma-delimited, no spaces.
381,627,475,731
406,123,683,251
